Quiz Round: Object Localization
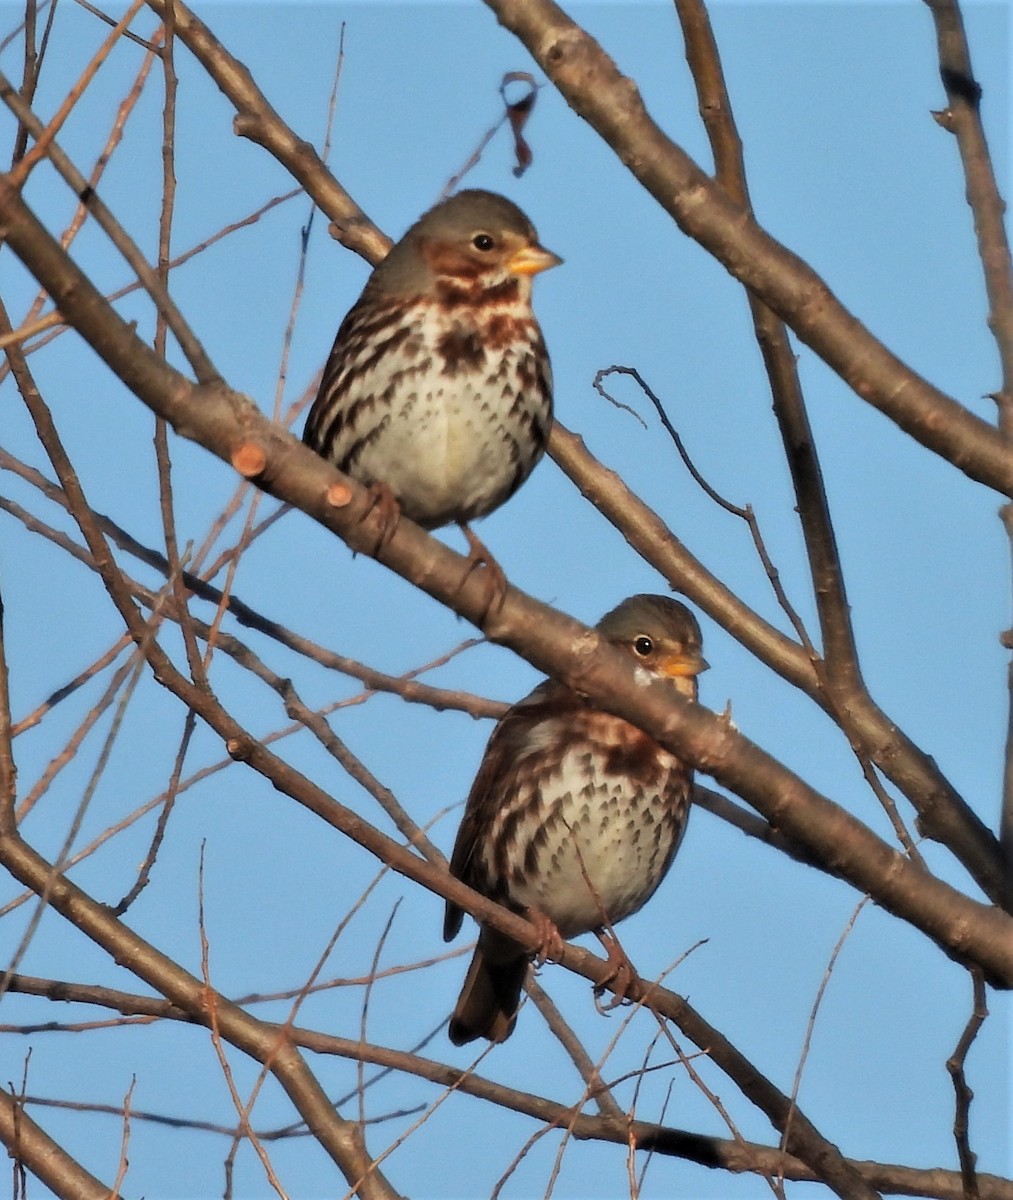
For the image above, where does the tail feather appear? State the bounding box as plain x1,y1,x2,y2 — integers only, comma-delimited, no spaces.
449,946,528,1046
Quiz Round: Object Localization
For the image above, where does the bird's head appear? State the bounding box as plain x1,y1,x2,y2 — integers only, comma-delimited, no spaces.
372,189,562,303
597,594,708,701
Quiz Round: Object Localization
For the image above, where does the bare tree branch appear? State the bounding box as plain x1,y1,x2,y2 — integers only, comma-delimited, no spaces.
548,423,1008,906
673,0,861,685
922,0,1013,899
1,4,1008,1193
0,1083,119,1200
946,969,988,1200
141,0,389,265
480,0,1013,496
6,974,1012,1200
0,66,218,383
1,179,1011,982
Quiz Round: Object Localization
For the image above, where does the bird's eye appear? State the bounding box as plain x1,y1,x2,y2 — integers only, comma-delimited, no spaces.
472,233,496,252
633,636,654,657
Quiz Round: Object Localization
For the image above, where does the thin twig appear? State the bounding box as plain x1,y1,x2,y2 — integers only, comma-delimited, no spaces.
112,707,195,914
442,72,541,197
73,0,161,51
197,847,291,1200
108,1076,136,1198
0,457,501,719
779,897,870,1187
0,572,17,831
593,365,816,652
525,975,624,1119
946,968,988,1200
0,64,219,382
0,27,163,378
9,0,146,184
11,632,132,738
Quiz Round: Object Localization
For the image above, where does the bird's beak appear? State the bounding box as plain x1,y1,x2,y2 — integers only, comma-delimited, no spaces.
508,244,564,276
660,649,709,679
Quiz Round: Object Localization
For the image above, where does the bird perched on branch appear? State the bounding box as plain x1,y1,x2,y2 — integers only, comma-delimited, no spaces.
443,594,707,1045
303,189,561,594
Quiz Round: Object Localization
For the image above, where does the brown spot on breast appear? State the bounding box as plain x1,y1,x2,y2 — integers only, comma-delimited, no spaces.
579,711,682,785
482,312,536,351
437,327,487,374
435,276,522,310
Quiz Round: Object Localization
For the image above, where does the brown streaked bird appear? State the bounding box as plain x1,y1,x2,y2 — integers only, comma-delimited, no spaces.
443,594,707,1046
303,190,561,578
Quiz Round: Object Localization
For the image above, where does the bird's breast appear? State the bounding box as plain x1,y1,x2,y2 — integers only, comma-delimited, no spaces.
481,712,691,938
337,300,551,527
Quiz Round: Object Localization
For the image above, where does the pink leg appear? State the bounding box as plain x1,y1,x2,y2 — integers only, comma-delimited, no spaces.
593,929,637,1012
527,908,565,965
362,482,401,552
458,523,508,617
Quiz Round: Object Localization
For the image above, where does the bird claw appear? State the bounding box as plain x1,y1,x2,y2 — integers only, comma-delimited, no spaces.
527,908,565,966
592,930,637,1012
457,524,508,619
361,482,401,553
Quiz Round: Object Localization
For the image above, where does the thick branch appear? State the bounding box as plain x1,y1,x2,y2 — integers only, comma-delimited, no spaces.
922,0,1013,396
675,0,861,687
141,0,389,264
0,834,401,1200
89,0,1009,907
481,0,1013,496
922,0,1013,903
8,974,1012,1199
549,425,1009,908
0,1084,118,1200
1,176,1011,984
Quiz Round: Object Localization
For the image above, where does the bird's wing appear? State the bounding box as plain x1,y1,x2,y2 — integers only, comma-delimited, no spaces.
442,678,583,941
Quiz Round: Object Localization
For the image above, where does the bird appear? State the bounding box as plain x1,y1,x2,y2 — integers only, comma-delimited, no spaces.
443,594,707,1045
303,189,561,589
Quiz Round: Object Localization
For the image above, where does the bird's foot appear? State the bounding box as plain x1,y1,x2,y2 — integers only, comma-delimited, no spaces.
592,929,638,1012
361,482,401,553
527,908,565,966
457,523,508,619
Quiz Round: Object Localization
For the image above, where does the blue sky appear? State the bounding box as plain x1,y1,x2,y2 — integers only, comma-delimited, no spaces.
1,2,1010,1197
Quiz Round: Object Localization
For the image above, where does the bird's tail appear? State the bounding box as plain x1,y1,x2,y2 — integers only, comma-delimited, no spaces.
448,943,529,1046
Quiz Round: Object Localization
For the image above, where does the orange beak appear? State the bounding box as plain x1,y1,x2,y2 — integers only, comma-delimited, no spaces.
507,243,564,276
659,649,709,679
